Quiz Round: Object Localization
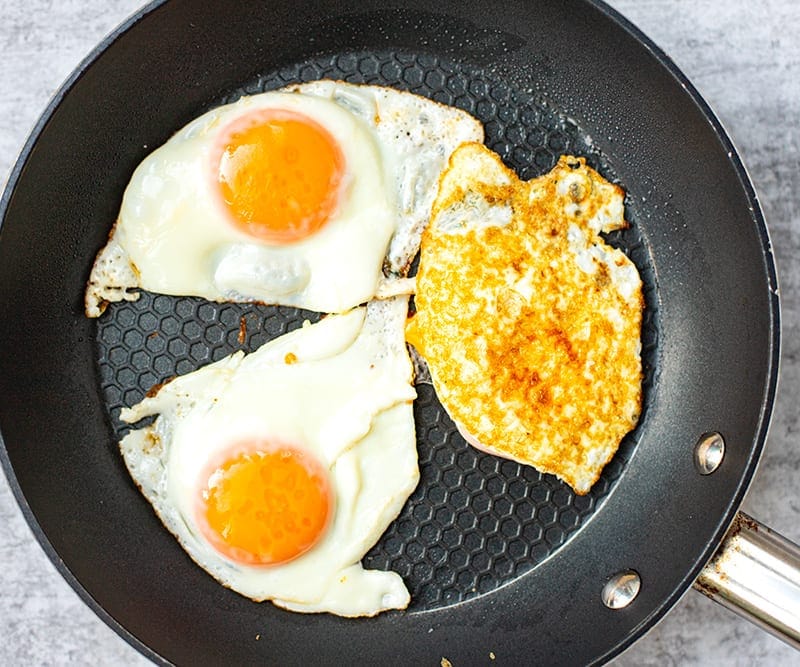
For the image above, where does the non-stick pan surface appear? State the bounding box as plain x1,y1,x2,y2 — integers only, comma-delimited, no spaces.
0,1,779,665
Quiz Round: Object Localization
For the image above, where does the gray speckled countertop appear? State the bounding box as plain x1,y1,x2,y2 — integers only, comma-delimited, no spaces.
1,1,798,665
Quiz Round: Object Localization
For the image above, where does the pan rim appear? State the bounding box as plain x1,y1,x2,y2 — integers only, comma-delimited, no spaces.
0,0,781,664
584,1,781,661
0,2,171,663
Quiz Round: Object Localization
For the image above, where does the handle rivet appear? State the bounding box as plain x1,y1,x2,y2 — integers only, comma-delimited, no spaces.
695,432,725,475
602,570,641,609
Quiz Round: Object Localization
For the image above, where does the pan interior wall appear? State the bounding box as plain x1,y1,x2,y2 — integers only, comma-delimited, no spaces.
95,50,659,612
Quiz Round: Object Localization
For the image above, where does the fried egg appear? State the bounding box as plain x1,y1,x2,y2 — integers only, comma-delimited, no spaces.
85,81,483,317
119,296,418,616
406,143,643,495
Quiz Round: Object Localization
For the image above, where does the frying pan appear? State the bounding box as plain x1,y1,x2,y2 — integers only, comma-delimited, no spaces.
0,0,797,664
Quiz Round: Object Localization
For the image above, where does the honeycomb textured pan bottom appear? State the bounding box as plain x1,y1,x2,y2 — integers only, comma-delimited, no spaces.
95,50,658,612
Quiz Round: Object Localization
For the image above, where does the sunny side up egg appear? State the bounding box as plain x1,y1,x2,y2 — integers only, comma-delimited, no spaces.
85,81,483,317
119,296,418,616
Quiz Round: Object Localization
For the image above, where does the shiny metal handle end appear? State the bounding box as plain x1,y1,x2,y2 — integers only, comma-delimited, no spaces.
694,512,800,649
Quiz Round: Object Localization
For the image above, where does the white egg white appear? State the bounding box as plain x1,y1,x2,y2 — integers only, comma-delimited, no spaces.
85,81,483,317
119,296,419,617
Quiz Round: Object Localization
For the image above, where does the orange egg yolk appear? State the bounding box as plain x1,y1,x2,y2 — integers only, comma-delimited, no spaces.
216,109,345,244
199,447,332,566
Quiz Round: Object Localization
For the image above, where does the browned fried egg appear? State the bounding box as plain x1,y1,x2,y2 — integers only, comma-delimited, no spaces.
406,142,643,494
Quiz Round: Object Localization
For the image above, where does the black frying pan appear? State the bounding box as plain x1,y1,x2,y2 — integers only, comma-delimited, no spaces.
0,0,782,664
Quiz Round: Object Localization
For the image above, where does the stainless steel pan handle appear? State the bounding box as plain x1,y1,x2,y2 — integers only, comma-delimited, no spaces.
694,513,800,649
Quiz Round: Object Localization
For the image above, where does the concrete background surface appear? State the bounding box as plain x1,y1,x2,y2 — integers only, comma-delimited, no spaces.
1,1,798,664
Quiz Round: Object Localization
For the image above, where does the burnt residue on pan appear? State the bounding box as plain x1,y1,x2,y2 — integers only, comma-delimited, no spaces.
95,51,660,613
